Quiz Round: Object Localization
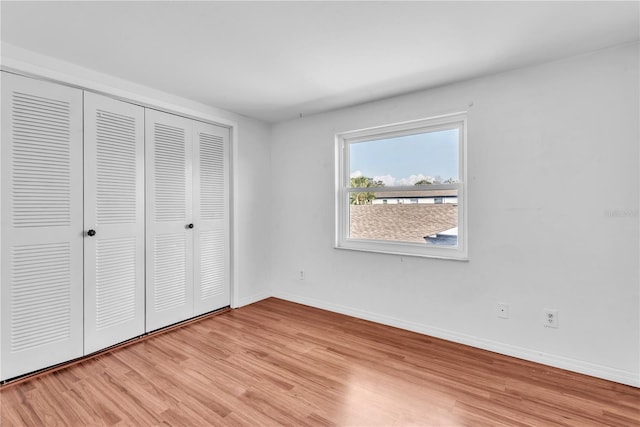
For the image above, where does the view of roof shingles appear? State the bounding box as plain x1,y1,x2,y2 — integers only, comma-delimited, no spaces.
350,204,457,243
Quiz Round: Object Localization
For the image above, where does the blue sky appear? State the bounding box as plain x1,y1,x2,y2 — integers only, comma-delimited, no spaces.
350,128,459,186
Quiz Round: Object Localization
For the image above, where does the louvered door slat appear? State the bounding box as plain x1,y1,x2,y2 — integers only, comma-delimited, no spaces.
193,121,230,315
11,89,72,229
83,92,145,354
199,230,226,299
1,72,84,381
145,109,194,332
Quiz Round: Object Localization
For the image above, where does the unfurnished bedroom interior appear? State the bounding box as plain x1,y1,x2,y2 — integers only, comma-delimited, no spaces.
0,1,639,426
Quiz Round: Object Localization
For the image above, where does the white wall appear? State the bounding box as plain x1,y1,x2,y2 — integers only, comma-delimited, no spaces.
0,43,273,308
269,42,640,386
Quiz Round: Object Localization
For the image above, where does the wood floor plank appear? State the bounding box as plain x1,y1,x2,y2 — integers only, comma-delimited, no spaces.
1,297,639,426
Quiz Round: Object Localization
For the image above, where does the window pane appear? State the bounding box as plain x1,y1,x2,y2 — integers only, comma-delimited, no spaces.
349,128,459,187
337,113,466,259
348,189,458,246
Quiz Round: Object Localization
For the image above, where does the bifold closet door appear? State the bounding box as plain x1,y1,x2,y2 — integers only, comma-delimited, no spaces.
193,121,230,315
0,72,84,380
83,93,145,354
145,109,194,332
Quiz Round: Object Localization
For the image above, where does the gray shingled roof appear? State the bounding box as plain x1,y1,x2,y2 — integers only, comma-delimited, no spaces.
350,204,457,243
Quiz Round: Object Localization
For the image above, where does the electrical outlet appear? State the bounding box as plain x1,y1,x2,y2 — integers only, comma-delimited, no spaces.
497,303,509,319
543,309,558,328
299,270,305,280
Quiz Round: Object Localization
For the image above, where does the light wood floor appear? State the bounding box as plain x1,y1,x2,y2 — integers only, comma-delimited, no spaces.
1,298,638,426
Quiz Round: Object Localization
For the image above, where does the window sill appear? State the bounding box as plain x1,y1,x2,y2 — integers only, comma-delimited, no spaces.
335,240,468,261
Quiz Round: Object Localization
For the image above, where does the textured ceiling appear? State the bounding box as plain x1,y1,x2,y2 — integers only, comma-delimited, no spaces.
2,1,638,122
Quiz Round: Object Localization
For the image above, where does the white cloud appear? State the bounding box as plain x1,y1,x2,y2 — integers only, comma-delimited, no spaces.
350,170,363,179
396,174,434,186
374,174,396,186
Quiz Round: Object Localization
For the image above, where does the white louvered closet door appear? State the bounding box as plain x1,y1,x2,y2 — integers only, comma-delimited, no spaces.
145,109,194,332
0,72,84,381
83,93,145,354
193,121,230,315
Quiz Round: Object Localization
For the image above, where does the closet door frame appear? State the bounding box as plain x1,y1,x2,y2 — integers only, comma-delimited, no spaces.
1,68,237,380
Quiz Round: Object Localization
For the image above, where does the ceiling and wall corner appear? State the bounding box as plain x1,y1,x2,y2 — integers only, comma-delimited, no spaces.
1,1,638,123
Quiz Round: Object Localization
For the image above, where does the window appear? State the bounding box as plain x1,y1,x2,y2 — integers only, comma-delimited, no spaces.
335,112,467,260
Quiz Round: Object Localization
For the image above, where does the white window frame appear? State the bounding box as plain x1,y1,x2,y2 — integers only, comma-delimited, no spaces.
335,112,468,260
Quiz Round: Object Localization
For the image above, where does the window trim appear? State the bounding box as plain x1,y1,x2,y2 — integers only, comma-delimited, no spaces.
335,112,468,260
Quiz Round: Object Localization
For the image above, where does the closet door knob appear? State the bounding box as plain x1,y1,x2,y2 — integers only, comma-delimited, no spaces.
87,229,96,237
187,223,194,229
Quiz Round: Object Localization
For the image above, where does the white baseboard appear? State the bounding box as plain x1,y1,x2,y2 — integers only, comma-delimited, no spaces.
271,290,639,388
236,291,271,308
